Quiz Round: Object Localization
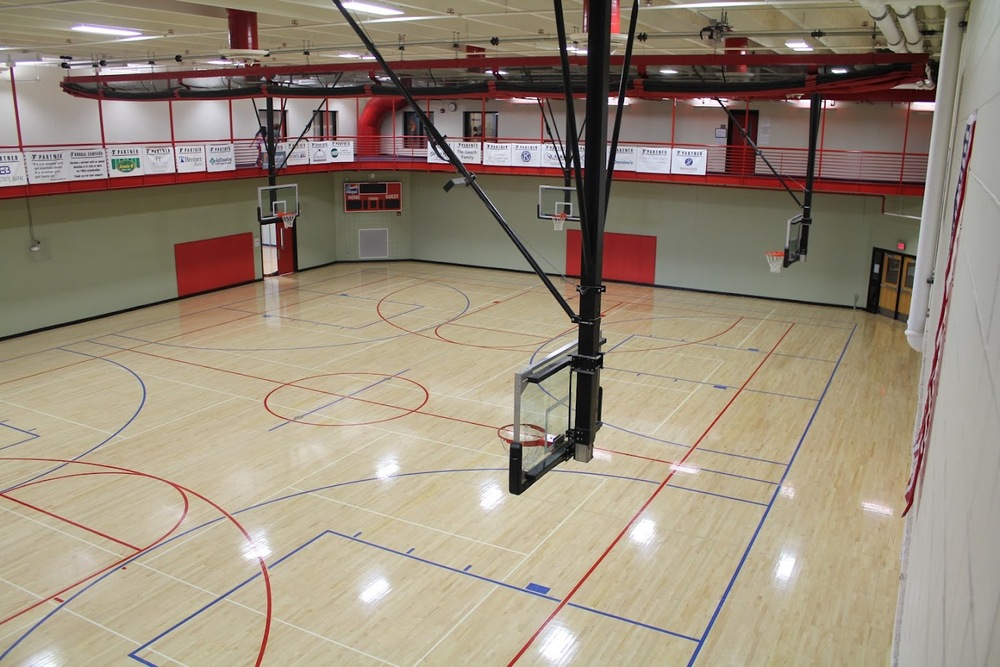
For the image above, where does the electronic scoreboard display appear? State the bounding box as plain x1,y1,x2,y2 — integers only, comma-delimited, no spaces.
343,181,402,213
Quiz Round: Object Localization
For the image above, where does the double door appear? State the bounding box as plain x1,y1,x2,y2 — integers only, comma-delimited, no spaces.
877,251,915,320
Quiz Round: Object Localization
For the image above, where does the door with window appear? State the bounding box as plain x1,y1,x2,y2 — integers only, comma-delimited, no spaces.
876,250,915,320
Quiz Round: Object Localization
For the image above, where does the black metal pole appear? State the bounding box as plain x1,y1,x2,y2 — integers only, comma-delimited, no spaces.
799,93,822,258
571,0,611,464
330,0,577,322
605,0,640,209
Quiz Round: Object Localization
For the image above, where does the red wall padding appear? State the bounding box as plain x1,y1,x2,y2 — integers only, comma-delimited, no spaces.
565,230,657,284
174,232,256,297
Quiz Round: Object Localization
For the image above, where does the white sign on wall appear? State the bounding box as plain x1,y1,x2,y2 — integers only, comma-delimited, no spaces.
454,141,482,165
69,148,108,180
206,143,236,172
426,140,449,164
670,148,708,175
176,145,206,173
108,146,144,178
330,140,355,163
144,146,176,175
609,145,637,172
27,150,70,183
0,152,28,187
542,143,565,169
483,142,511,166
282,142,310,166
511,143,542,167
636,147,672,174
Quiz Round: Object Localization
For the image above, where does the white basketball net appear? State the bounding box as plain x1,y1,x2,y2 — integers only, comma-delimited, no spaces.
553,213,568,231
280,211,296,229
765,251,784,273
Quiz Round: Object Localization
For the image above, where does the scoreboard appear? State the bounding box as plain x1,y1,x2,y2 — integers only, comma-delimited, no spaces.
344,181,402,213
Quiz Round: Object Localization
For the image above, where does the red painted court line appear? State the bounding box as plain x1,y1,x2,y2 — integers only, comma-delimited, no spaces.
607,317,744,354
506,323,795,665
0,469,190,628
1,457,269,667
1,492,141,551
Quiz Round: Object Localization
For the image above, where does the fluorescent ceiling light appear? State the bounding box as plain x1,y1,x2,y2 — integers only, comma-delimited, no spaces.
71,24,142,37
337,52,363,58
342,1,403,16
204,59,232,66
910,101,935,112
659,68,679,74
830,67,848,74
785,40,813,52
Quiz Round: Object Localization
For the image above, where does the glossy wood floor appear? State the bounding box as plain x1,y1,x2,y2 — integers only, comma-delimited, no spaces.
0,262,920,666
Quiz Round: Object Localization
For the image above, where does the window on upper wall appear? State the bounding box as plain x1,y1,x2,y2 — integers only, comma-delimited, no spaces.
256,108,288,140
312,110,338,139
464,111,498,140
402,111,434,148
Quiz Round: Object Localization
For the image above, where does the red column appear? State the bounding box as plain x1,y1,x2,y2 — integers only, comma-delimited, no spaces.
725,37,748,75
227,9,258,50
583,0,620,35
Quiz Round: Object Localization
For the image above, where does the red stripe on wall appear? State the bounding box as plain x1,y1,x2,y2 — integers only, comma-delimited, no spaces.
175,232,255,297
565,230,657,284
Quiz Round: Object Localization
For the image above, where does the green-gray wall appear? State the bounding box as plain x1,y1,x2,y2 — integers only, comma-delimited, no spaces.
0,170,919,339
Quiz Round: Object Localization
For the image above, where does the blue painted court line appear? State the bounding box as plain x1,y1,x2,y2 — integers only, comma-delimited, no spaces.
463,565,472,572
255,300,424,331
603,423,787,467
0,421,40,452
687,324,857,666
128,532,329,666
406,547,415,554
1,466,690,658
0,349,146,494
604,365,819,403
772,351,838,364
565,602,700,643
525,583,550,595
268,369,408,432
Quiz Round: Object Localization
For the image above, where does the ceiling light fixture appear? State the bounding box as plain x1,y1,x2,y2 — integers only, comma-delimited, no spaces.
830,67,848,74
71,24,142,37
785,39,813,52
342,1,403,16
659,68,679,74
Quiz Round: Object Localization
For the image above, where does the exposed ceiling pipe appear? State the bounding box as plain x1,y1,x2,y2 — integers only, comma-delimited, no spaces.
905,1,968,352
891,4,925,53
859,0,907,53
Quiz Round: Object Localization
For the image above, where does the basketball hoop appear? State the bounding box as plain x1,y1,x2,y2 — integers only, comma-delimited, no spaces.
553,212,568,231
765,250,785,273
497,423,547,451
280,211,296,229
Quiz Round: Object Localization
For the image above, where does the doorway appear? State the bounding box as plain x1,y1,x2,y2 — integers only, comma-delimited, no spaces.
261,221,296,277
726,108,758,176
867,247,915,320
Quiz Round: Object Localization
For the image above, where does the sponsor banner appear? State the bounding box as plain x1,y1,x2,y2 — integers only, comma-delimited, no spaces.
426,140,449,164
609,145,637,172
636,146,672,174
309,140,355,164
330,140,354,163
144,146,176,175
206,143,236,172
176,145,206,173
284,142,310,167
108,146,144,178
670,148,708,175
26,150,70,184
453,141,481,165
483,142,511,166
0,152,28,187
511,142,542,167
542,143,566,169
68,148,108,180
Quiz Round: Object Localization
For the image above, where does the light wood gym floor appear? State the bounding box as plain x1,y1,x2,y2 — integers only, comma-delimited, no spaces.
0,261,919,666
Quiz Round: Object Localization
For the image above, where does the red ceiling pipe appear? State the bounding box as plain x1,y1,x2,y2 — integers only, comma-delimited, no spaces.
583,0,620,35
725,37,749,75
227,9,259,50
357,97,402,157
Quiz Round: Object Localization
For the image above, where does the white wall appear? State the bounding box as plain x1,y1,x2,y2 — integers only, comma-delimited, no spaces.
895,0,1000,664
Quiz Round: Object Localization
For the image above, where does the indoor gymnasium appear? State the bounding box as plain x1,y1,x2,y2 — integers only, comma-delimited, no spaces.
0,1,996,665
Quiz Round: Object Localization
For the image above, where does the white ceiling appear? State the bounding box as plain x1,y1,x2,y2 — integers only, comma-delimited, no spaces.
0,0,945,69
